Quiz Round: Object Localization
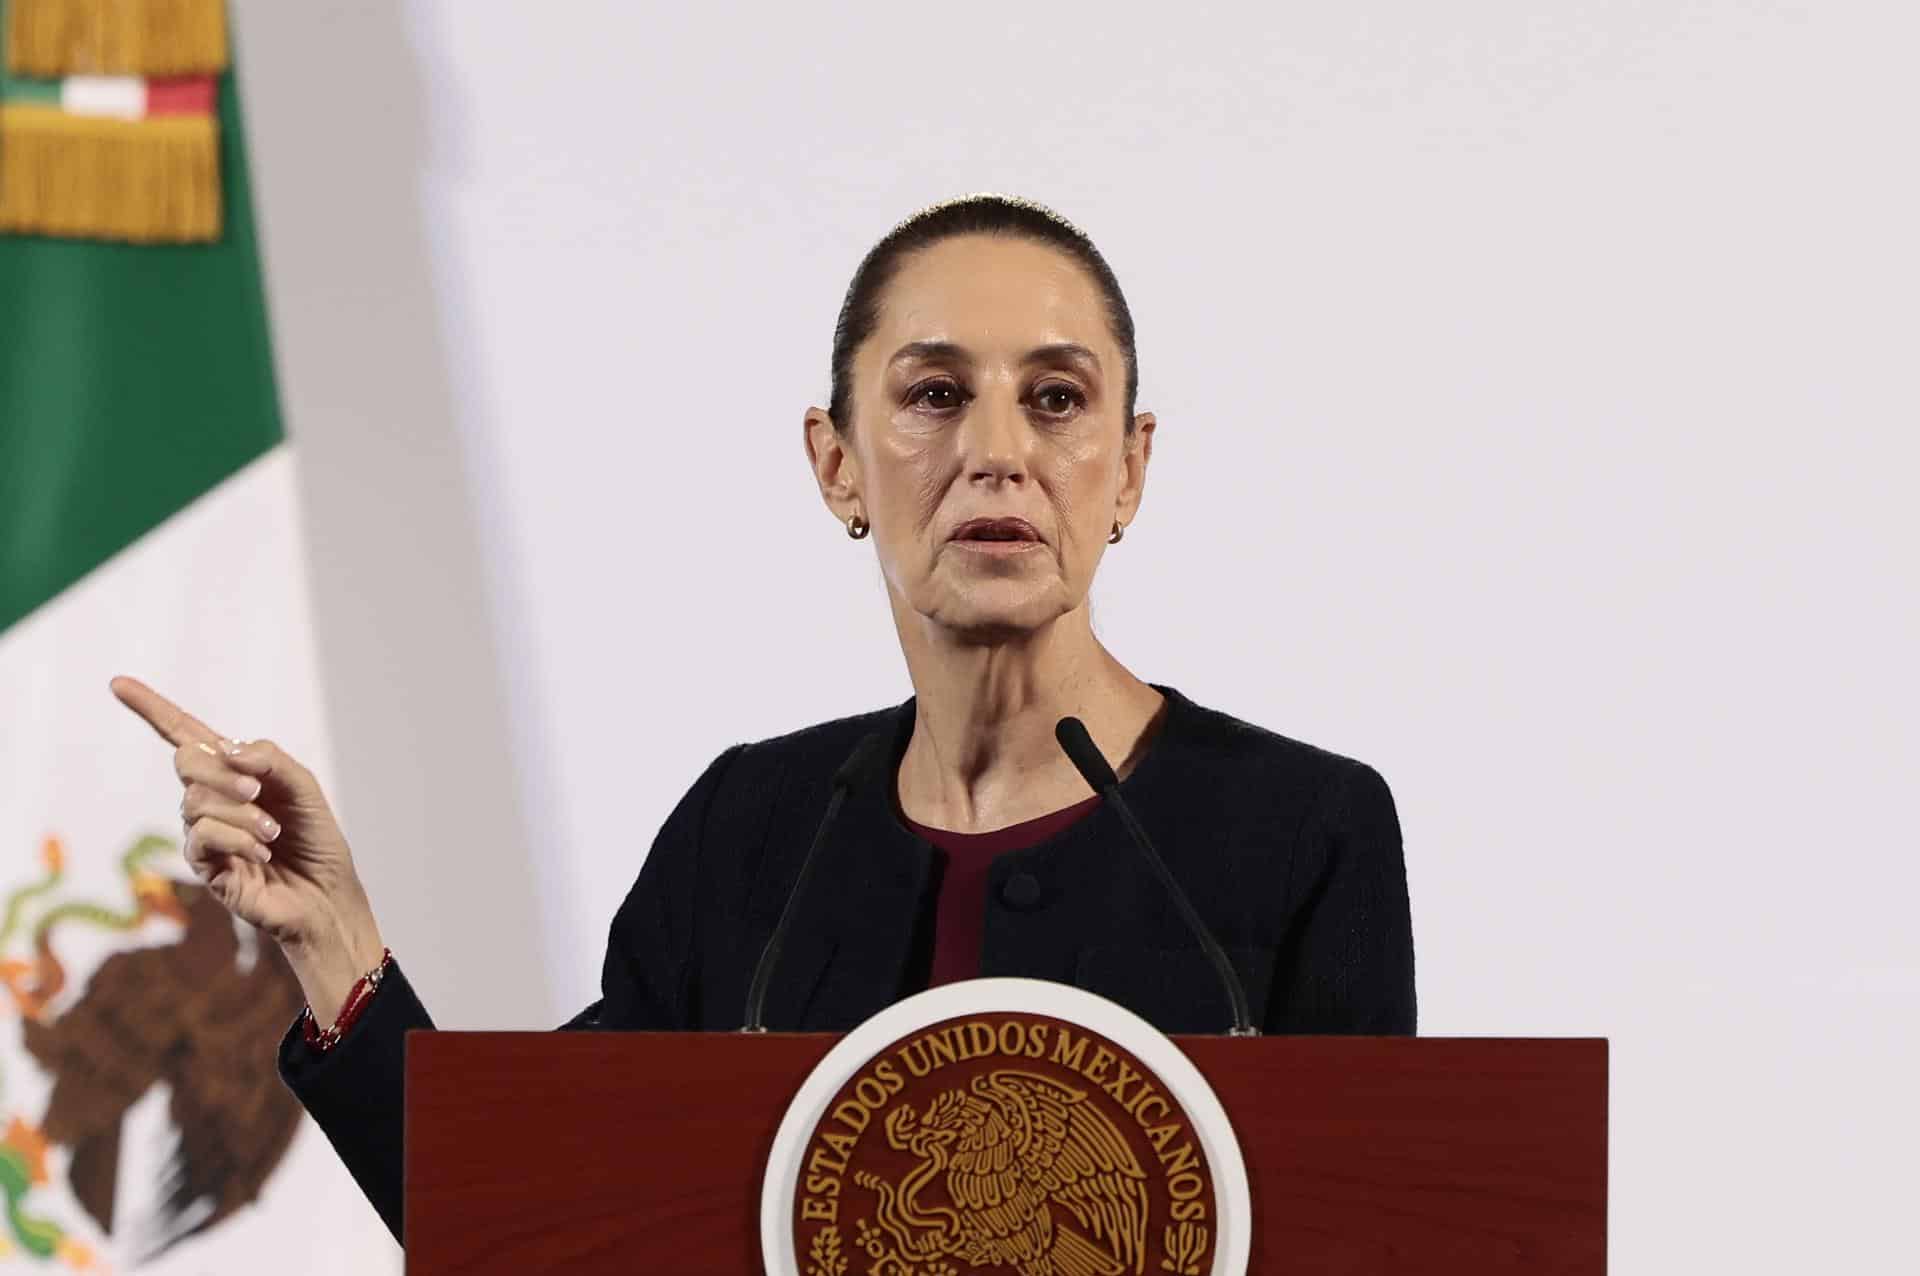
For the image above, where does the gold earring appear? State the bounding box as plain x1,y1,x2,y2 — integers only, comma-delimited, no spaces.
846,512,870,540
1108,520,1125,544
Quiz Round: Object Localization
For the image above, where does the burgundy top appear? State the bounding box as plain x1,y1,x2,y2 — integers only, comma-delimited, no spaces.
899,792,1105,987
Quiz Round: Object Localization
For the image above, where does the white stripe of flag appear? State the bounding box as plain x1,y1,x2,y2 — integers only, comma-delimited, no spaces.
60,76,147,120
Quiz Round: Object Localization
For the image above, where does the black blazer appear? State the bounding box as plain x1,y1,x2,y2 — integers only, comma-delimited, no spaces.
278,682,1417,1241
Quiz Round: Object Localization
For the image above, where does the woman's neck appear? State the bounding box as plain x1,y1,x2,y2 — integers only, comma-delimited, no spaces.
892,619,1167,834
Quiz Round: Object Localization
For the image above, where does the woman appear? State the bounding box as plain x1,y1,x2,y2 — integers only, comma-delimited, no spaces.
112,193,1416,1243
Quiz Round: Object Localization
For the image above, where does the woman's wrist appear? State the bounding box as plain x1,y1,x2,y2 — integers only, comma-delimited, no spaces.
281,900,388,1026
300,946,393,1052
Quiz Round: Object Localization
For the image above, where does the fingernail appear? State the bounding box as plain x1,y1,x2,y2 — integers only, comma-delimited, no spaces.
242,777,262,801
258,845,273,863
259,815,281,841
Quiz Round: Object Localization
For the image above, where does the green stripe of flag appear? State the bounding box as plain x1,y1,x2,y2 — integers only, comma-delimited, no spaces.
0,68,61,106
0,54,284,634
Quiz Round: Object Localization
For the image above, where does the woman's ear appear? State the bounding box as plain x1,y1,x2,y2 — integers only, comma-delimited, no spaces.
1116,411,1156,525
803,406,859,514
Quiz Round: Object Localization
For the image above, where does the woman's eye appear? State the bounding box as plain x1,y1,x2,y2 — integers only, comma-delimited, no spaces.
1035,384,1086,414
911,380,965,410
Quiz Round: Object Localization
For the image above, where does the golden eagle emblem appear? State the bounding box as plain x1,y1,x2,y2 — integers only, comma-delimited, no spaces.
854,1068,1150,1276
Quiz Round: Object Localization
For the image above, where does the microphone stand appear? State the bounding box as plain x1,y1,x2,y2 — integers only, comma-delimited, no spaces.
1056,715,1259,1037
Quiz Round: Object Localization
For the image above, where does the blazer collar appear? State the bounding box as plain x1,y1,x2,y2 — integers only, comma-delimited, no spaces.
843,681,1195,828
770,682,1196,1029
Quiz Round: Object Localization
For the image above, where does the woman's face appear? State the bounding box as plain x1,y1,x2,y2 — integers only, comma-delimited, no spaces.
805,234,1154,644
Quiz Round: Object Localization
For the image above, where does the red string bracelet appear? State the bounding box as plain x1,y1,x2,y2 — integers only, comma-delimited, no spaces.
302,946,394,1054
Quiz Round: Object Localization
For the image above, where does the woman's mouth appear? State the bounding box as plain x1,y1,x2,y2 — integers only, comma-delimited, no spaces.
949,517,1042,550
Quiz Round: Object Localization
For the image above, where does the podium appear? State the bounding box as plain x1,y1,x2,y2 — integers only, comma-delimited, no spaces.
402,1032,1605,1273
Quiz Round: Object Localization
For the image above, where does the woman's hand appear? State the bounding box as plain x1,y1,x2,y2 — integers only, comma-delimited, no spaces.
110,675,385,1015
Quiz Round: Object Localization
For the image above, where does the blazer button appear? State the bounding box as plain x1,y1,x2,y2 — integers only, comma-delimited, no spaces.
1000,872,1043,911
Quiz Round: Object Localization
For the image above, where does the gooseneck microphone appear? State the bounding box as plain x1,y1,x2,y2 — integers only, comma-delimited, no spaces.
1055,715,1259,1037
741,730,887,1033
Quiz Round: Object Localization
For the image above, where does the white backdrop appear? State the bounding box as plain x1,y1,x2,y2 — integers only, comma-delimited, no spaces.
229,2,1916,1269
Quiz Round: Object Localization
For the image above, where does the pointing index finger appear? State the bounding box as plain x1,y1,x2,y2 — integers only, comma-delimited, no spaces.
109,676,227,749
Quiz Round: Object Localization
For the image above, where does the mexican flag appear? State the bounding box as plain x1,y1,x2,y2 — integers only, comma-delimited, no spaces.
0,3,399,1271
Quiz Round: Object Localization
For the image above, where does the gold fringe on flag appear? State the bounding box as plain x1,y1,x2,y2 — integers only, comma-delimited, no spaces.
0,104,221,242
5,0,228,78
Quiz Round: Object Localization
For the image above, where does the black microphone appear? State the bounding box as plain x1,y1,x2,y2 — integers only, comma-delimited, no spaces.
741,730,888,1033
1055,716,1258,1037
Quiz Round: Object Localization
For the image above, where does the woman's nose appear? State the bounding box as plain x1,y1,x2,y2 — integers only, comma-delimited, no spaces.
958,391,1027,483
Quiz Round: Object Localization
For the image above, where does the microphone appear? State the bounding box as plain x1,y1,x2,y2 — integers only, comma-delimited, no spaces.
741,730,888,1032
1055,716,1258,1037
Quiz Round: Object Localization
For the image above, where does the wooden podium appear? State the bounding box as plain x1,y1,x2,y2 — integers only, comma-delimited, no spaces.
402,1032,1605,1273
